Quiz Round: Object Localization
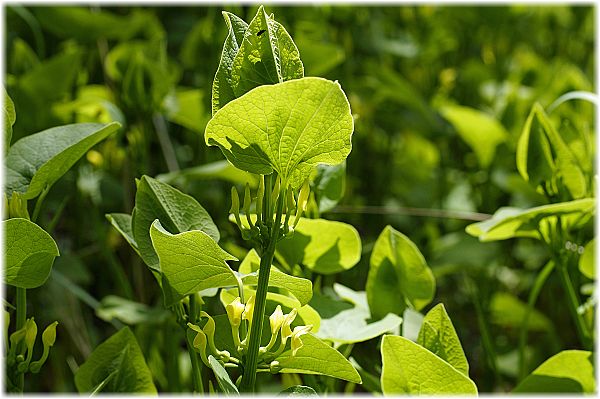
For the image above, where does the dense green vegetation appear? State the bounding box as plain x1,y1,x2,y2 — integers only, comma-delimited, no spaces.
4,4,595,394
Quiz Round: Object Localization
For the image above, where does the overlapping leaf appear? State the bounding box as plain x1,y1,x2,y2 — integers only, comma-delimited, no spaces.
5,122,120,199
205,77,354,189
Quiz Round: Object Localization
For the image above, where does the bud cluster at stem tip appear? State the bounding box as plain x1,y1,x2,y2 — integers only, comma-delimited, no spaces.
230,175,310,244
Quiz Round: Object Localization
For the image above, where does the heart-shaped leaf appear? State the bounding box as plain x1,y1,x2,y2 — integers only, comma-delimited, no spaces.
367,225,435,320
133,175,219,270
381,335,477,395
74,327,157,394
205,77,353,189
150,220,236,307
4,218,59,289
5,122,120,199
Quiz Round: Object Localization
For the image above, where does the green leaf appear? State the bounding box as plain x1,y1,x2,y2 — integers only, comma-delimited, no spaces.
106,213,138,253
277,217,361,274
212,6,304,114
4,218,59,289
205,77,354,189
208,355,239,395
439,104,507,168
276,333,361,384
517,103,587,199
466,198,595,242
74,327,157,394
32,7,152,41
5,122,120,199
211,11,248,114
279,385,318,396
367,226,435,320
490,292,552,332
313,283,402,345
4,88,15,150
239,249,313,306
133,175,219,271
150,220,237,307
514,350,594,393
417,304,469,376
312,162,346,213
381,335,478,395
96,296,170,325
579,239,595,279
156,160,259,188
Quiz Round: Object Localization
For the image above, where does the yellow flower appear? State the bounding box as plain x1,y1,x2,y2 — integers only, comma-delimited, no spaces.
291,325,312,356
242,295,255,323
269,305,284,334
280,308,298,343
226,297,245,327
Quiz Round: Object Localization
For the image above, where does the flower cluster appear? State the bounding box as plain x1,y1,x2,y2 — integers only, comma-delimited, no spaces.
187,296,312,372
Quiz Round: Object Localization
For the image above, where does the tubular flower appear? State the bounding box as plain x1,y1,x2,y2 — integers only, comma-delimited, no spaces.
291,325,312,356
269,305,284,334
226,297,245,327
280,308,298,344
242,295,255,324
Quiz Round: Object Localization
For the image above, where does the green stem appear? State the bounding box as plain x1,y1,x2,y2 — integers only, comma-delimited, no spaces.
240,186,285,392
186,333,204,393
518,260,555,380
16,287,26,391
557,260,591,348
188,294,204,392
31,185,50,223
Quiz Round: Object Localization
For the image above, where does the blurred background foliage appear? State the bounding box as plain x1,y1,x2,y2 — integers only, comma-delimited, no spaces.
5,4,594,393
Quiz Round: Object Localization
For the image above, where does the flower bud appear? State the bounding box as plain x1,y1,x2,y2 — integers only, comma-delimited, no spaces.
269,305,284,334
280,308,298,343
42,321,58,348
291,325,312,356
242,296,255,323
9,192,29,220
226,297,245,327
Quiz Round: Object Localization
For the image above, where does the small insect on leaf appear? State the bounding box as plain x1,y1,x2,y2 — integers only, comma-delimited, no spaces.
257,29,266,36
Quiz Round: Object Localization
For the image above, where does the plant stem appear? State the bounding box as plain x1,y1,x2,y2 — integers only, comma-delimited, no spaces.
31,185,50,223
518,260,555,380
557,260,591,348
187,294,204,393
16,287,27,391
240,186,285,392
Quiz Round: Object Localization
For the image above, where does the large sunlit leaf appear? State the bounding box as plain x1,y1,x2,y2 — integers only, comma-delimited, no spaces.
381,335,477,395
513,350,594,393
5,122,120,199
212,6,304,114
466,198,595,242
150,220,236,307
417,304,469,376
4,218,59,289
367,225,435,320
277,217,361,274
205,77,353,189
133,175,219,271
74,327,157,394
239,249,313,306
439,104,508,168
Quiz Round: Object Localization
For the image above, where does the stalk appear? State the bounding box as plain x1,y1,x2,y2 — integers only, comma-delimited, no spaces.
240,185,285,392
187,294,204,393
16,287,26,391
557,260,591,348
